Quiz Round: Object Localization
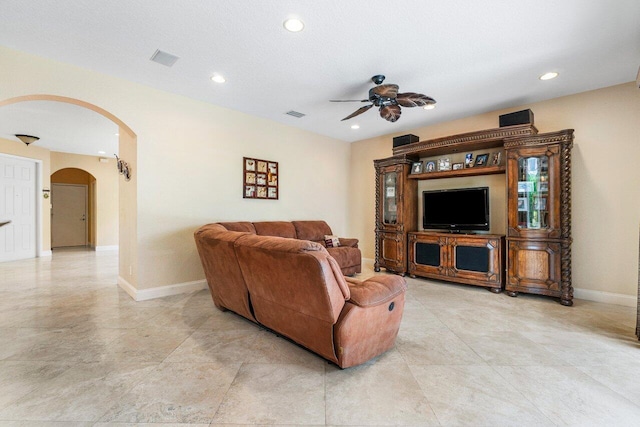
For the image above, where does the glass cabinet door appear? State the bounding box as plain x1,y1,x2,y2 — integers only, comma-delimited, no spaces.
516,156,549,230
383,171,398,224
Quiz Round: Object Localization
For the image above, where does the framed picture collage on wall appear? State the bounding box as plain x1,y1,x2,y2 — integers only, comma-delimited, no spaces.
243,157,279,199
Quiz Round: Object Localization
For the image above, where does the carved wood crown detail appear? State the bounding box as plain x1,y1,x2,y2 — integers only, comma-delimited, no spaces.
503,129,574,148
392,124,538,156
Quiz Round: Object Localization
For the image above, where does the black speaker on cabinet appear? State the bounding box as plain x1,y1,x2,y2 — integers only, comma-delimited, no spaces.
393,134,419,148
455,246,490,273
499,109,534,127
415,242,440,267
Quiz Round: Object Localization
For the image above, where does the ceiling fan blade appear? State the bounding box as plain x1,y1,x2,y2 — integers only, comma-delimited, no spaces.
396,92,436,108
341,104,373,121
329,99,369,102
379,105,401,122
372,84,399,98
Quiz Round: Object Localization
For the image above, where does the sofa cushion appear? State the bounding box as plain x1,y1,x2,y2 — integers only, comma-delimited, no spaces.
292,220,333,242
326,246,360,269
218,221,256,234
324,235,341,248
253,221,297,239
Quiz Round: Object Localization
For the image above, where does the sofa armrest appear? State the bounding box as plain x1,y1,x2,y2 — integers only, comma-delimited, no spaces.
346,275,406,308
338,237,359,248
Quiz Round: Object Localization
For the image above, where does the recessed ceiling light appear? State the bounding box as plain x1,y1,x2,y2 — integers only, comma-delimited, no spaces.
283,18,304,32
351,124,360,130
211,74,226,83
98,150,106,154
539,72,559,81
423,104,436,110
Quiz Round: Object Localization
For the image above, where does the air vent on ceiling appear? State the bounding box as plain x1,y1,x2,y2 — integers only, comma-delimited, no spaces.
285,110,306,118
150,49,180,67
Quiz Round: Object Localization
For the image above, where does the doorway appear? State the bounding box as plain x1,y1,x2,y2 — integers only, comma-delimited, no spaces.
0,154,38,262
51,183,88,248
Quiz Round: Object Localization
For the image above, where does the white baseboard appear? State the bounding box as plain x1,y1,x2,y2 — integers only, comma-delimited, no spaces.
39,250,52,257
117,276,207,301
574,288,637,307
94,245,119,252
363,257,636,307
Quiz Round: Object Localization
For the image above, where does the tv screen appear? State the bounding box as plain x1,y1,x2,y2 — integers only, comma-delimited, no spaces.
423,187,490,231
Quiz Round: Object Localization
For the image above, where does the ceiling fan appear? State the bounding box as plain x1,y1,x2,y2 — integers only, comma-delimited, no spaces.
331,75,436,123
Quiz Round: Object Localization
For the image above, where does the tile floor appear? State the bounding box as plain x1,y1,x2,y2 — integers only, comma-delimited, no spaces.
0,248,639,426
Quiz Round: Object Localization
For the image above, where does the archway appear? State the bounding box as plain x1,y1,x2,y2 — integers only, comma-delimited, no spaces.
0,94,138,291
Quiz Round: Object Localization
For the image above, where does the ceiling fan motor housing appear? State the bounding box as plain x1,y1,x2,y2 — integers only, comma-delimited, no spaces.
371,75,386,85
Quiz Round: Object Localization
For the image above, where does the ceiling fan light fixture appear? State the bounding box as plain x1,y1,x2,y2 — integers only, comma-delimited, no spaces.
211,74,226,83
423,103,436,110
15,134,39,146
283,18,304,32
539,71,559,81
350,124,360,129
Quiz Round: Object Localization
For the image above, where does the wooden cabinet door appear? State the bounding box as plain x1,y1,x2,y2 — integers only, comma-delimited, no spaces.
378,231,406,274
506,239,562,297
506,144,562,240
378,164,405,232
449,235,504,289
408,232,448,277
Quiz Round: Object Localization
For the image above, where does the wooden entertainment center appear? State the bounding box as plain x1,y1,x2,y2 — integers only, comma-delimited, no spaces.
374,124,575,305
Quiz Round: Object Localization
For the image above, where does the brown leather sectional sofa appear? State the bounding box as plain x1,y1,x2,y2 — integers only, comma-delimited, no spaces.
218,220,362,275
194,220,407,368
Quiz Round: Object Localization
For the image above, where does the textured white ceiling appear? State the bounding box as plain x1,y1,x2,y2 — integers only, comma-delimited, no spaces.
0,0,639,154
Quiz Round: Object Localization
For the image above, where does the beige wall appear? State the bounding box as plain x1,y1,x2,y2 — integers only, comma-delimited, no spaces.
0,137,51,253
50,152,119,249
0,46,351,292
349,82,640,298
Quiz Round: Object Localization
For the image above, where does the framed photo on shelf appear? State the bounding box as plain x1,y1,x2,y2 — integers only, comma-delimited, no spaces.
518,197,528,212
424,161,436,173
539,182,549,192
518,181,534,193
533,197,547,210
474,153,489,167
438,157,451,171
452,162,464,171
490,151,502,166
464,153,474,168
411,161,423,174
243,156,278,200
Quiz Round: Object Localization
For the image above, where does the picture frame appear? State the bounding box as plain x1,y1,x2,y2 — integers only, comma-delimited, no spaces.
425,161,436,173
518,197,528,212
533,197,547,210
539,182,549,192
474,153,489,167
518,181,534,193
411,161,423,174
244,157,278,199
438,157,451,171
490,151,502,166
452,162,464,171
464,153,474,168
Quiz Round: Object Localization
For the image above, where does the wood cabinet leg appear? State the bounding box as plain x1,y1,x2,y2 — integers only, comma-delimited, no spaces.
506,290,518,297
560,298,573,307
488,287,502,294
374,267,381,272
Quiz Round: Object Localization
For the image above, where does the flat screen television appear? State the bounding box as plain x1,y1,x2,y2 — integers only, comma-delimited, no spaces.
423,187,490,231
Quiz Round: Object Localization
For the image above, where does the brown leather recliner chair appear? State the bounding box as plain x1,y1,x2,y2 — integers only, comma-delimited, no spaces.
194,223,406,368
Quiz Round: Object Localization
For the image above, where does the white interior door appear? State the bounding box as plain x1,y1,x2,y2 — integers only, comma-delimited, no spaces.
0,155,37,262
51,183,87,248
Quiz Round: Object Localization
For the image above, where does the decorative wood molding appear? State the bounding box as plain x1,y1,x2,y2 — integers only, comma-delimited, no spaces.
393,124,538,156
